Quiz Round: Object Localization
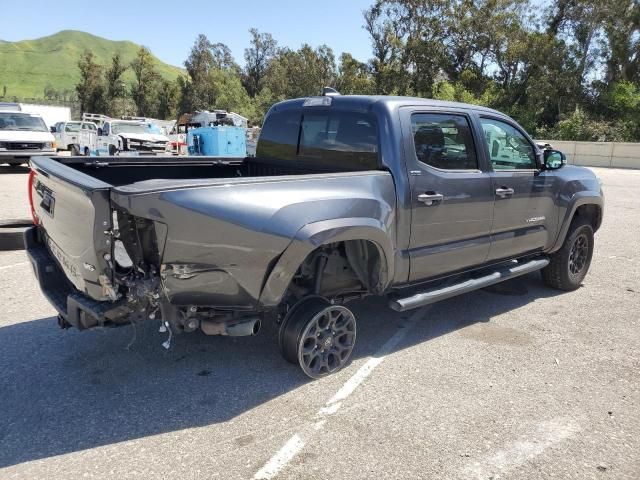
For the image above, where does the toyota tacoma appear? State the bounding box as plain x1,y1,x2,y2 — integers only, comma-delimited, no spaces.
25,94,604,378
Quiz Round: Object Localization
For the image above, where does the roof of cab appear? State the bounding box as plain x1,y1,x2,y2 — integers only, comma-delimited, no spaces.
271,95,504,116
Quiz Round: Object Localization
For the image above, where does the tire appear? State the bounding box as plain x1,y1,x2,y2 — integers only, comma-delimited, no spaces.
70,144,80,156
542,218,594,291
109,145,117,156
84,147,90,157
280,296,357,379
278,295,327,358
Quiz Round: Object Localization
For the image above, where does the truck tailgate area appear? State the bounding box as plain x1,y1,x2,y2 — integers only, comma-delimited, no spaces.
30,157,114,301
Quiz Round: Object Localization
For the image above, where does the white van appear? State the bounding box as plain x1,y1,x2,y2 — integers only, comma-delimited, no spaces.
0,110,56,166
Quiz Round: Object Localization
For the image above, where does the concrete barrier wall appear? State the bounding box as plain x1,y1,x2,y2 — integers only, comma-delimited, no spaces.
537,140,640,169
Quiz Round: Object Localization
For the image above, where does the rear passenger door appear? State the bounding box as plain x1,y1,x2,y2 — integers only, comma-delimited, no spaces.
478,116,558,261
400,108,494,281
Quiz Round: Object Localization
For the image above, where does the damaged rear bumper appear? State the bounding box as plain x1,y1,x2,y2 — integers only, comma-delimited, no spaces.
24,226,128,329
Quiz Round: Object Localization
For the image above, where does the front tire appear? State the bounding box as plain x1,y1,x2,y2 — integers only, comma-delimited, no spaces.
542,219,594,291
280,297,357,379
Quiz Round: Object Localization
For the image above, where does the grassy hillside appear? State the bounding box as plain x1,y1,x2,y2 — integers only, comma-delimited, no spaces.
0,30,183,99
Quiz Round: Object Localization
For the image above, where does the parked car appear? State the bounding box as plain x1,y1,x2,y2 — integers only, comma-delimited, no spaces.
96,120,170,155
51,121,98,154
25,94,603,378
0,110,56,166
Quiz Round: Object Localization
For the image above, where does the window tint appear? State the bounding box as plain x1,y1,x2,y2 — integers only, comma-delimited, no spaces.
299,111,379,170
256,108,301,161
480,118,536,170
411,113,477,170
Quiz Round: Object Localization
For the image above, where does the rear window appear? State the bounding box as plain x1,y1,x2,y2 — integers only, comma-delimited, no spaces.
299,111,379,170
257,107,379,171
257,109,301,161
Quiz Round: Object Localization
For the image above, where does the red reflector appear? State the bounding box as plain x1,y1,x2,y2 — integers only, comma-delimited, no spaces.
28,169,39,225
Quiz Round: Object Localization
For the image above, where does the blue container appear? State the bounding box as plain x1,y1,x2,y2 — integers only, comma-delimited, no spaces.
187,126,246,157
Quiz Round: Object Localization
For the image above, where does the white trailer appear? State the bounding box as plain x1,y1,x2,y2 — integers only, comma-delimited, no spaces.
19,104,71,128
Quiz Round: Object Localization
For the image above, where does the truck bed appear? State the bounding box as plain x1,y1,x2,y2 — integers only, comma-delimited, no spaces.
28,155,394,309
53,155,347,188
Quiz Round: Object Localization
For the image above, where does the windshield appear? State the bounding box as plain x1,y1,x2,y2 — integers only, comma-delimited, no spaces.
0,112,48,132
111,122,151,135
65,123,82,132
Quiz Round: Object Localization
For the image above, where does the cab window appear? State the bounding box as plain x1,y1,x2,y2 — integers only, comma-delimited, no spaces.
480,118,536,170
256,109,301,161
411,113,478,170
299,111,379,170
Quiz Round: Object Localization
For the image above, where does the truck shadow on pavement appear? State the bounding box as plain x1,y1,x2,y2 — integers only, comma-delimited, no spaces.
0,165,29,175
0,273,561,468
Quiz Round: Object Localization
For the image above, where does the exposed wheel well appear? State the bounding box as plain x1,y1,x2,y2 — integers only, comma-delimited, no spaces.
573,204,602,232
285,240,387,304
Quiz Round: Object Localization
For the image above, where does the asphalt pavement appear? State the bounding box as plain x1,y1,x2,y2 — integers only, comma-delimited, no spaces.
0,165,638,479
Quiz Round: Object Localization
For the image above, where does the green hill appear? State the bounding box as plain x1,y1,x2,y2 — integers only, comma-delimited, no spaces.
0,30,183,100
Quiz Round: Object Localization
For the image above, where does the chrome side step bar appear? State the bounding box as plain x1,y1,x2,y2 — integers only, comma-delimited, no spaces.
388,258,550,312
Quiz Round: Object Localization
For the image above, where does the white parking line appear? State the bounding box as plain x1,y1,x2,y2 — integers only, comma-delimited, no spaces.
0,261,28,271
252,306,427,480
461,417,581,479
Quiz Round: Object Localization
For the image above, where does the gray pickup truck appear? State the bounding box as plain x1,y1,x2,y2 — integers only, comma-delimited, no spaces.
25,94,604,378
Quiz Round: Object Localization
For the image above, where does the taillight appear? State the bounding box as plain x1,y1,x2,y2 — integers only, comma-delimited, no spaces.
28,169,39,225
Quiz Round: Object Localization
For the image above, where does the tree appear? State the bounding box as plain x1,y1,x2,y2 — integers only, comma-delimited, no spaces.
336,53,375,94
243,28,278,97
104,53,127,116
363,2,409,94
156,79,180,120
181,34,220,112
265,44,337,99
130,46,160,117
180,34,250,116
76,50,105,114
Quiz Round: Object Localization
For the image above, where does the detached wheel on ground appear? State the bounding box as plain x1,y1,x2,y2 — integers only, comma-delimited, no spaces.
542,218,594,291
280,296,357,379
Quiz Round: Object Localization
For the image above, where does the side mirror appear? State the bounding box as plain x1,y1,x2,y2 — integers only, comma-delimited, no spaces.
98,128,103,136
543,149,565,170
50,126,56,133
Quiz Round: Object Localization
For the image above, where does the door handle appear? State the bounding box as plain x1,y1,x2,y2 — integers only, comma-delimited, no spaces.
495,187,515,198
417,192,444,206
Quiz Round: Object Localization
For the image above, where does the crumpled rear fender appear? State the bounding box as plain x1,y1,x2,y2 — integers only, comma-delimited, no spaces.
259,217,395,307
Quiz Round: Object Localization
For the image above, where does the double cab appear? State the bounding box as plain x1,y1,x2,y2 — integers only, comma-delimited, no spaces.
25,94,603,378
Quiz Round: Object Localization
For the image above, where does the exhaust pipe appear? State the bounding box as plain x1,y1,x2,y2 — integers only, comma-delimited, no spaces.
201,318,261,337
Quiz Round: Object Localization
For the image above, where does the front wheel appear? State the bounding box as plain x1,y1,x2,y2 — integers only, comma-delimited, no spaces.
542,219,594,291
280,297,357,379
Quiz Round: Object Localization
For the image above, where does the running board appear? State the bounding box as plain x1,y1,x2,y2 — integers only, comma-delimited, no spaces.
388,258,550,312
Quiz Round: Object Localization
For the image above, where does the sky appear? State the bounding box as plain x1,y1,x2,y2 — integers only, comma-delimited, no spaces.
1,0,375,67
